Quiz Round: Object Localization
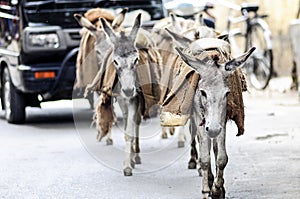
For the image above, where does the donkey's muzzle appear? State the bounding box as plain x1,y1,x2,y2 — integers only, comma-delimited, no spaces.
205,125,222,138
122,88,135,98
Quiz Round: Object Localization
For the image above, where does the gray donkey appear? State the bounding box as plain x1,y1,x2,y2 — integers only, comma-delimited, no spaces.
173,44,255,198
151,12,217,144
75,10,179,147
100,14,148,176
156,23,254,198
74,8,128,145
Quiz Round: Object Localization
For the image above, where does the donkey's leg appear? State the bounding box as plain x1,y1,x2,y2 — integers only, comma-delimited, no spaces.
161,127,175,139
133,111,142,164
197,138,214,187
188,136,198,169
123,100,138,176
117,97,136,169
211,129,228,199
161,127,169,139
117,97,128,130
169,127,175,135
188,118,198,169
133,132,141,164
196,135,203,176
176,126,186,148
198,132,212,199
106,97,115,145
106,131,113,145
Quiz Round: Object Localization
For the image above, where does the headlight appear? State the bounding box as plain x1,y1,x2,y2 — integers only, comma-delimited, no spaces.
28,33,60,48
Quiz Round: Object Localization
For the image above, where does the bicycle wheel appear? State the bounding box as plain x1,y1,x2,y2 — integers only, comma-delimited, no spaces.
247,20,273,90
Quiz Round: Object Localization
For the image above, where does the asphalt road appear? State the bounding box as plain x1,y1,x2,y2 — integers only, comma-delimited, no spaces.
0,90,299,199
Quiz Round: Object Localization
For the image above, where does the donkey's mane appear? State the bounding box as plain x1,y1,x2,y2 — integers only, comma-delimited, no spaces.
117,49,138,58
176,46,232,87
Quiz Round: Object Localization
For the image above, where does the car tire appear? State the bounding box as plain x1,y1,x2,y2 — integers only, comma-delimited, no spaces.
2,67,26,124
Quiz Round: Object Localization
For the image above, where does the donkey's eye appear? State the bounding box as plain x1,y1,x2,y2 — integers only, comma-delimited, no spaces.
96,49,101,56
200,90,207,98
133,57,139,65
225,91,230,97
113,60,119,66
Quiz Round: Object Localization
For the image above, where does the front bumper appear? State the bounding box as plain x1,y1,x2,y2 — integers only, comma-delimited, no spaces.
12,61,76,101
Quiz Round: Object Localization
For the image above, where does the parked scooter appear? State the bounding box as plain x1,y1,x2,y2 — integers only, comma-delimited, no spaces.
164,0,216,28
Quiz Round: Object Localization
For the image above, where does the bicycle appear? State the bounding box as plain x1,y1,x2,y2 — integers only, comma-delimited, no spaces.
226,2,273,90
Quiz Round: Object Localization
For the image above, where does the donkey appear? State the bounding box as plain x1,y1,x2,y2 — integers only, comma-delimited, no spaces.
152,13,218,145
152,12,217,53
74,8,128,145
173,44,255,198
164,28,231,172
99,13,154,176
76,10,187,149
162,27,255,197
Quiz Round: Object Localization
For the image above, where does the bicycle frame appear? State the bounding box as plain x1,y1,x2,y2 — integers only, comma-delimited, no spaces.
227,6,272,53
226,3,273,90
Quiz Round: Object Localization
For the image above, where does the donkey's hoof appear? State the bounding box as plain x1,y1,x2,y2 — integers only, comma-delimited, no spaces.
106,138,113,145
123,167,133,176
198,168,202,177
135,156,142,164
162,133,168,139
201,192,210,199
96,134,101,142
178,141,185,148
169,127,175,135
211,185,225,199
188,161,197,169
96,131,105,142
130,160,135,169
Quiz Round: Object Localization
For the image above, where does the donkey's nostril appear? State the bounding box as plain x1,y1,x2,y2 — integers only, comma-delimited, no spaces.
205,127,209,132
122,88,134,97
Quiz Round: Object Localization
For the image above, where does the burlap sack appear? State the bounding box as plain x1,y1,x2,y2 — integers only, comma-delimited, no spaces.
74,8,115,89
93,46,163,140
160,45,247,136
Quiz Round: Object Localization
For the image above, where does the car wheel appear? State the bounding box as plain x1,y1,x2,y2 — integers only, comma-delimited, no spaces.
2,67,26,124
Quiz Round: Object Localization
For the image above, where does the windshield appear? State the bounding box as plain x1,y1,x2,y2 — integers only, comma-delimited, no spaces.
22,0,165,28
23,0,95,28
95,0,165,20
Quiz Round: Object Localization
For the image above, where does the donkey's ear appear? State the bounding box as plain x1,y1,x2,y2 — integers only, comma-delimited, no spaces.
175,47,207,74
217,34,229,42
100,17,117,43
74,14,97,33
170,12,181,30
112,7,128,30
165,28,192,48
130,13,142,41
224,47,256,71
195,13,205,27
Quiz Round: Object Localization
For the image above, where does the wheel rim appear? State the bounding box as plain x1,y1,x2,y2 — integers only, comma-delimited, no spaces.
3,69,11,118
249,50,271,89
248,25,272,90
